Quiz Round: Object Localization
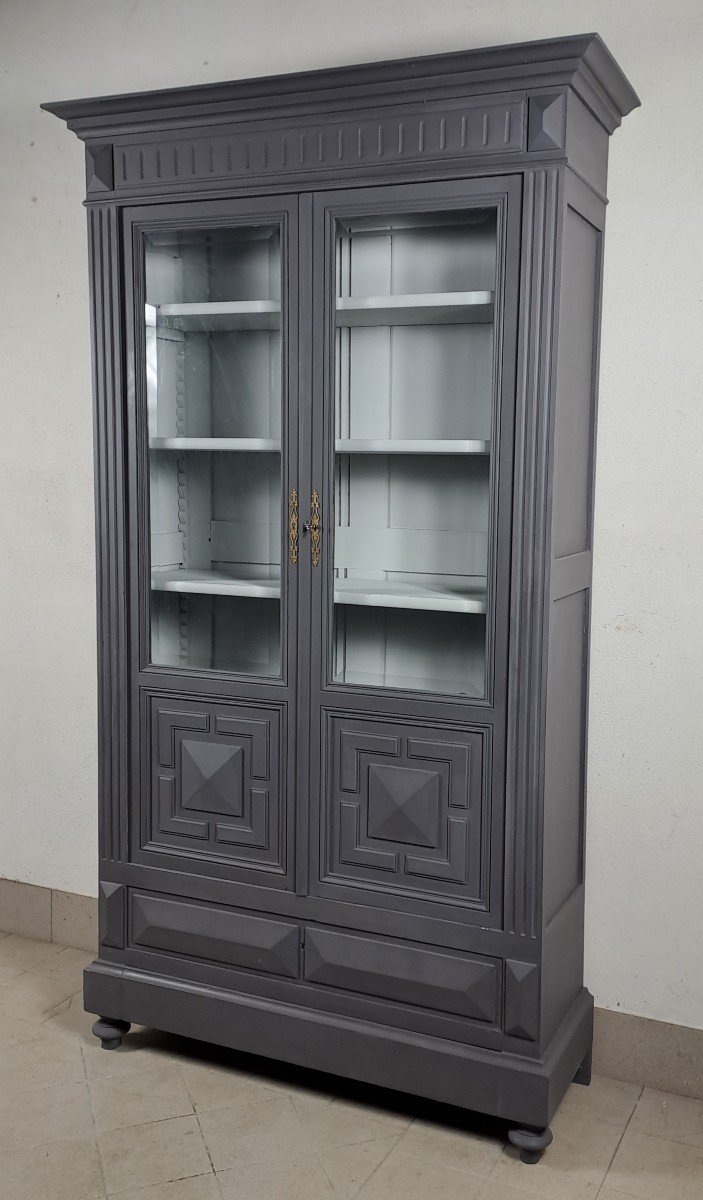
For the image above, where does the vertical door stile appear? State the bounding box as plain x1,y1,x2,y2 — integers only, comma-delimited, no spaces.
295,192,314,896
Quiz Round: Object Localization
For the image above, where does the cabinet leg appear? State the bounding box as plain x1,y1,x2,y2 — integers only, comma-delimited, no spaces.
508,1126,553,1164
573,1046,593,1086
92,1016,131,1050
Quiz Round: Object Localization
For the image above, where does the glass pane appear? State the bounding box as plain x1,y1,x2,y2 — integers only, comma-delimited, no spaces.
145,225,283,675
332,208,497,697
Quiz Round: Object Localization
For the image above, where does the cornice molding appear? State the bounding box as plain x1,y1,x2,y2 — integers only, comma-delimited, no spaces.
42,33,638,139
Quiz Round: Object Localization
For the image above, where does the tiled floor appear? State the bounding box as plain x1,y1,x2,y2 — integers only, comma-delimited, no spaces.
1,932,702,1200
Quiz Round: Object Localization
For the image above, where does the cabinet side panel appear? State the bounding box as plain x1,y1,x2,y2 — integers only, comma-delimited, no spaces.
552,207,601,558
540,179,605,1045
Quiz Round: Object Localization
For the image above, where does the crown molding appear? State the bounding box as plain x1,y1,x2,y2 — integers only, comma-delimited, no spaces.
42,33,639,139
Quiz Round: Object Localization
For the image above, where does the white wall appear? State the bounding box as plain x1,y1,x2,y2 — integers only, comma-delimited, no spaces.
0,0,701,1030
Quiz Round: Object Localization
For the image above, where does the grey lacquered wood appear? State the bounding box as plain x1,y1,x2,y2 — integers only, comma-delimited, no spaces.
43,33,638,1162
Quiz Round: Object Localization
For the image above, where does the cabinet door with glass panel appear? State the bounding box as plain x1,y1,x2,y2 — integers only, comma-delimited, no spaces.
313,180,519,704
130,200,298,681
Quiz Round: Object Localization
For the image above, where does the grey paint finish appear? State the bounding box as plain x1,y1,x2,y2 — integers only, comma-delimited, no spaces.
130,891,300,977
44,33,639,1159
304,927,498,1022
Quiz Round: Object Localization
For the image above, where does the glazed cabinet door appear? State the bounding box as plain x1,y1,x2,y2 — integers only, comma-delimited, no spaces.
305,177,521,931
123,197,300,892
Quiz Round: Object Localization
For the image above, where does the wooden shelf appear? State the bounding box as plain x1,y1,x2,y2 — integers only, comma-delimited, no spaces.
335,439,490,455
335,291,494,327
334,576,486,614
147,301,281,331
151,567,280,599
150,437,281,452
332,666,483,697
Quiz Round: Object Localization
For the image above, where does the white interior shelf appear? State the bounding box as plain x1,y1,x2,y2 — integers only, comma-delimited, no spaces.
335,439,490,455
335,291,494,327
151,567,281,600
150,437,281,452
147,300,281,331
332,667,484,697
334,576,487,614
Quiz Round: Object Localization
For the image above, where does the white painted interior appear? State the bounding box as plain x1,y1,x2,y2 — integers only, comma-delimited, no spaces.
0,0,701,1030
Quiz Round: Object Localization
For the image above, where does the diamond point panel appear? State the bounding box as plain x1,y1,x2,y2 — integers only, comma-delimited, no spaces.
367,763,439,848
323,715,490,909
181,740,244,816
146,694,286,878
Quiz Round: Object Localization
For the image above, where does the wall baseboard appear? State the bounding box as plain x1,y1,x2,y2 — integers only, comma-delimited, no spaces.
2,875,701,1099
0,876,97,953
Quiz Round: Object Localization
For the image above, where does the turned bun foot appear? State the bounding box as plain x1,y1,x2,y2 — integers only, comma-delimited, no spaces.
92,1016,131,1050
508,1125,553,1164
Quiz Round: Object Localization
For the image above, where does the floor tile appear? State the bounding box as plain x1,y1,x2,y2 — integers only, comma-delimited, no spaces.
0,1078,94,1154
99,1113,211,1194
393,1115,503,1179
629,1086,703,1147
180,1056,279,1112
356,1147,484,1200
217,1156,335,1199
606,1127,703,1199
83,1027,184,1080
476,1183,560,1200
318,1135,400,1199
0,1135,104,1200
0,1025,86,1091
199,1095,315,1171
0,933,64,982
298,1093,411,1152
0,947,93,1020
44,988,98,1041
558,1075,642,1128
106,1175,221,1200
90,1063,194,1132
0,1011,46,1049
489,1111,623,1200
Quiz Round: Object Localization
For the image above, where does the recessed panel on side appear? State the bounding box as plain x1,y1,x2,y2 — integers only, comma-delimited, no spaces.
542,590,588,923
552,207,601,558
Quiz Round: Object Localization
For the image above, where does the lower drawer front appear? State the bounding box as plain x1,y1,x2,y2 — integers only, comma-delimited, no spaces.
304,927,498,1022
130,892,299,979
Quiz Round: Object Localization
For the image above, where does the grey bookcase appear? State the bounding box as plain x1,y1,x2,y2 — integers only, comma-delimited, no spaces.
43,34,638,1162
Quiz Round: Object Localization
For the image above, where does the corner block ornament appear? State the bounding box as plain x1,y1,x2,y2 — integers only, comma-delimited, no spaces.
86,142,114,192
527,94,566,153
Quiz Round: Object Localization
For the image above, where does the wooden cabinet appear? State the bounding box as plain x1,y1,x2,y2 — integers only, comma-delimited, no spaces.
43,34,638,1160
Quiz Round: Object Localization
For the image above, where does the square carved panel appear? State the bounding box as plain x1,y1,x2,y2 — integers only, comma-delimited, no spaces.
144,694,286,876
322,714,490,908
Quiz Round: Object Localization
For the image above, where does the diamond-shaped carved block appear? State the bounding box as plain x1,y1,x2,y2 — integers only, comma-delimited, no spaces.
181,740,244,817
367,764,439,847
